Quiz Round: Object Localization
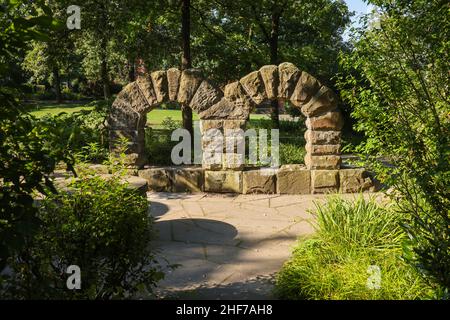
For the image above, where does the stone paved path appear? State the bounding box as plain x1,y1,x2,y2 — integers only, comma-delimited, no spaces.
149,192,349,299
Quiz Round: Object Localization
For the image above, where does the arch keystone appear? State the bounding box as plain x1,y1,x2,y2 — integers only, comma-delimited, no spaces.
278,62,301,100
150,70,168,103
177,69,203,105
259,65,279,99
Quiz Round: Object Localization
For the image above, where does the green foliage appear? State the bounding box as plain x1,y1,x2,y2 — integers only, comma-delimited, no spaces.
37,108,109,163
314,195,404,250
0,1,73,271
248,119,306,165
145,117,182,165
337,0,449,292
279,143,305,165
2,173,163,299
276,195,434,300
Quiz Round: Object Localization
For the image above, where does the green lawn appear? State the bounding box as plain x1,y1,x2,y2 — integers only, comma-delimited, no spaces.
26,101,94,117
27,101,270,126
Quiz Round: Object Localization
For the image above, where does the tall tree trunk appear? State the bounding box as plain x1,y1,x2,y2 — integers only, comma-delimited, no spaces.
128,58,136,82
270,11,280,129
181,0,193,145
53,66,62,103
100,38,111,100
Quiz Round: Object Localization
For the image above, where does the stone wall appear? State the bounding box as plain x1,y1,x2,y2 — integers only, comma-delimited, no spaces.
136,165,377,194
108,62,342,171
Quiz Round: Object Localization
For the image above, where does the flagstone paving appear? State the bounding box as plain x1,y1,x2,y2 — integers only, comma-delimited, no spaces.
148,192,374,299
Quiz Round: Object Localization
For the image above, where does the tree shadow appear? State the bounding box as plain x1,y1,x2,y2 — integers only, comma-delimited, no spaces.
149,201,170,218
152,216,301,300
157,274,277,300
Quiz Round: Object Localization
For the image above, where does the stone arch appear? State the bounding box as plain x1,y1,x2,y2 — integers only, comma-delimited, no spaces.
108,62,342,170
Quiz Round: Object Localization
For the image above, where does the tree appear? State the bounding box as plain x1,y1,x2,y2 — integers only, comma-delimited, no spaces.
70,0,154,99
200,0,351,127
181,0,194,144
0,0,73,272
337,0,449,295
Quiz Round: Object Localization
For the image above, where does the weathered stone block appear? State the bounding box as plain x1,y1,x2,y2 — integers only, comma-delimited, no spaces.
138,167,173,192
204,170,242,193
178,69,203,105
240,71,267,104
311,170,339,194
123,176,149,197
306,111,343,131
305,155,341,170
305,143,340,155
167,68,181,101
278,62,301,100
222,153,245,171
290,71,322,107
190,80,223,113
151,70,168,103
243,169,276,194
109,103,142,129
122,82,151,114
259,65,279,99
304,130,341,145
221,81,254,118
277,164,311,194
136,75,158,106
301,85,338,117
173,167,204,192
200,119,244,129
199,97,250,120
122,153,147,167
339,168,375,193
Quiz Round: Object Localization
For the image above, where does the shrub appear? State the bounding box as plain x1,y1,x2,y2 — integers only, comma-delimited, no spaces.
37,107,109,163
276,195,434,300
2,175,164,299
145,117,182,165
279,142,305,165
337,0,449,293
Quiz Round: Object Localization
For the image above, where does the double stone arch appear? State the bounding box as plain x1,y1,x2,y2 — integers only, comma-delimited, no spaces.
108,62,343,170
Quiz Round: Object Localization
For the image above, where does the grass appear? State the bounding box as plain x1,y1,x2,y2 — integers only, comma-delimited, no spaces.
275,195,434,300
25,101,94,117
26,101,270,126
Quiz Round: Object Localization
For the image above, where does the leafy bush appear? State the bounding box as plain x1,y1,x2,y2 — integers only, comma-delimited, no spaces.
145,117,182,165
248,119,306,165
337,0,449,293
276,195,434,300
2,174,164,299
37,107,109,163
279,142,305,165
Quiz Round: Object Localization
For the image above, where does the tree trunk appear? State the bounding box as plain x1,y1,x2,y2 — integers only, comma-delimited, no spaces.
53,66,62,103
181,0,193,144
100,38,111,100
270,11,280,129
128,58,136,82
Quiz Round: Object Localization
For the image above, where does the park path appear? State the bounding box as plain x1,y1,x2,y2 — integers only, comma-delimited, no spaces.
148,192,340,300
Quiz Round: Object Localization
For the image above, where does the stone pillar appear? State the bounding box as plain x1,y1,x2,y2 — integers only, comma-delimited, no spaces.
199,119,246,170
